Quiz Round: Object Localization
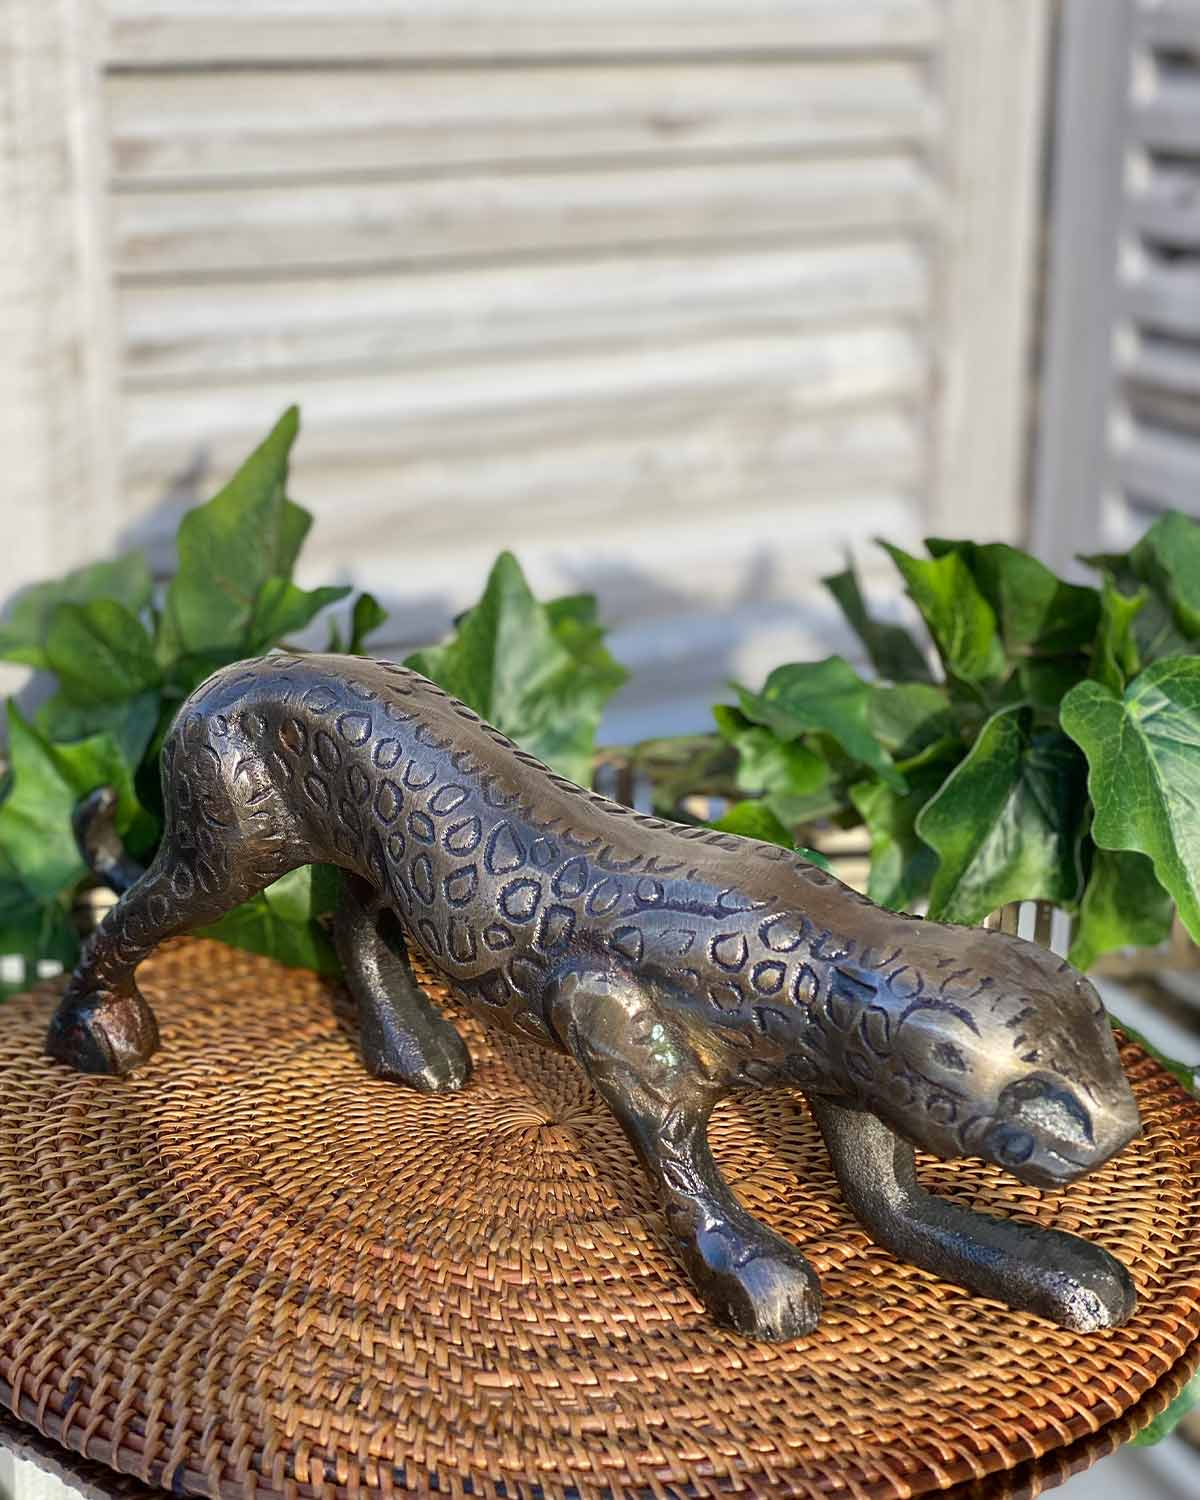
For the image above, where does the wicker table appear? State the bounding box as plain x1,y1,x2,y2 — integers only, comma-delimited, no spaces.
2,939,1200,1500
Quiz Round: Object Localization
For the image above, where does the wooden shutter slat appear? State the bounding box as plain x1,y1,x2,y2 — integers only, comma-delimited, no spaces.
120,240,929,384
106,1,941,67
114,153,939,280
108,61,938,186
1119,420,1200,516
123,324,925,476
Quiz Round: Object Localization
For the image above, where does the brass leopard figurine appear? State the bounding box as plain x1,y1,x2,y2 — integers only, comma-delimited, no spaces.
48,654,1142,1340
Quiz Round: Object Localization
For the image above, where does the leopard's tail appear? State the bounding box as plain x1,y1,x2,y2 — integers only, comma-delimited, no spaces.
73,787,145,895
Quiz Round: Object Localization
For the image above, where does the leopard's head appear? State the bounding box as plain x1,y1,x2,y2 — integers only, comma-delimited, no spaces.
855,924,1141,1188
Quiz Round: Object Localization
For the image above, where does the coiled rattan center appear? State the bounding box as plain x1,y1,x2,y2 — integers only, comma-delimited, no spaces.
2,939,1200,1500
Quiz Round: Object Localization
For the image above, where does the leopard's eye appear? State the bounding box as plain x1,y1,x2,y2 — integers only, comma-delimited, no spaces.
894,1006,980,1078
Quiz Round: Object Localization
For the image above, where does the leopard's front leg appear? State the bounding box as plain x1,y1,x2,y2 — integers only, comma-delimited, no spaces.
549,968,821,1341
810,1097,1136,1332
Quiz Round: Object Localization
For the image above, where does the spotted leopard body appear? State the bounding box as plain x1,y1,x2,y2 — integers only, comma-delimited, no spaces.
145,652,1080,1141
51,648,1146,1340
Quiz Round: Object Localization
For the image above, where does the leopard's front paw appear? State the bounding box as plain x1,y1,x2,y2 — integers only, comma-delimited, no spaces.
1032,1243,1137,1332
685,1223,822,1342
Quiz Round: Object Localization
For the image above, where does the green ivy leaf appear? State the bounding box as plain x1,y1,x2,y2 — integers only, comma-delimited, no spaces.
708,800,830,868
0,706,92,900
1129,511,1200,641
44,600,161,706
261,864,341,925
158,406,311,660
199,895,339,975
1069,847,1174,972
35,691,160,771
851,758,948,913
0,882,79,998
50,734,154,845
733,657,906,792
1010,657,1089,711
544,592,605,636
346,592,387,655
543,593,628,693
0,704,147,900
712,704,829,827
1130,1374,1200,1447
0,552,153,669
1089,579,1145,694
247,578,350,650
197,862,341,974
709,800,795,849
1081,542,1193,663
880,542,1006,689
917,706,1087,924
1112,1018,1196,1094
822,563,932,682
927,539,1100,656
867,682,959,761
404,551,627,787
1061,660,1200,942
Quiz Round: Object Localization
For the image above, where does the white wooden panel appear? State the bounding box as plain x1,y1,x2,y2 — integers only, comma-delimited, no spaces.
114,153,938,279
1119,7,1200,512
1129,334,1200,396
1124,260,1200,336
105,0,941,66
94,0,957,746
930,0,1050,542
120,240,929,384
0,1449,84,1500
1031,0,1136,572
1135,79,1200,152
13,0,1041,744
122,323,923,495
108,61,938,186
0,0,121,697
1131,166,1200,247
1137,0,1200,50
1037,0,1200,565
1117,421,1200,515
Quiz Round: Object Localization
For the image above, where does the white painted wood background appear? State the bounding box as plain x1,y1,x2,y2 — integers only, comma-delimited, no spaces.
1,0,1051,739
1035,0,1200,572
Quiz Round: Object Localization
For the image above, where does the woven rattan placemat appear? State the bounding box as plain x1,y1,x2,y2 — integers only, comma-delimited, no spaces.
2,938,1200,1500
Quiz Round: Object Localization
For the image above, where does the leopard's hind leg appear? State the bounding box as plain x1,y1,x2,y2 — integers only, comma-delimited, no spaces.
47,820,299,1075
47,742,307,1077
334,873,470,1091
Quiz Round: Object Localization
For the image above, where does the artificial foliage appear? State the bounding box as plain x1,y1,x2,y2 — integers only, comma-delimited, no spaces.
4,408,1200,993
683,530,1200,976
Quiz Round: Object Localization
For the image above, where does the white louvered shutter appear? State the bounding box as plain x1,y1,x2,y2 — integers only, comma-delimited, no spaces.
4,1,1050,736
1036,0,1200,567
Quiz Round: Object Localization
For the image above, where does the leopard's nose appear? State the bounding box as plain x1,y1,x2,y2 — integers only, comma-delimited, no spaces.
998,1075,1094,1146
